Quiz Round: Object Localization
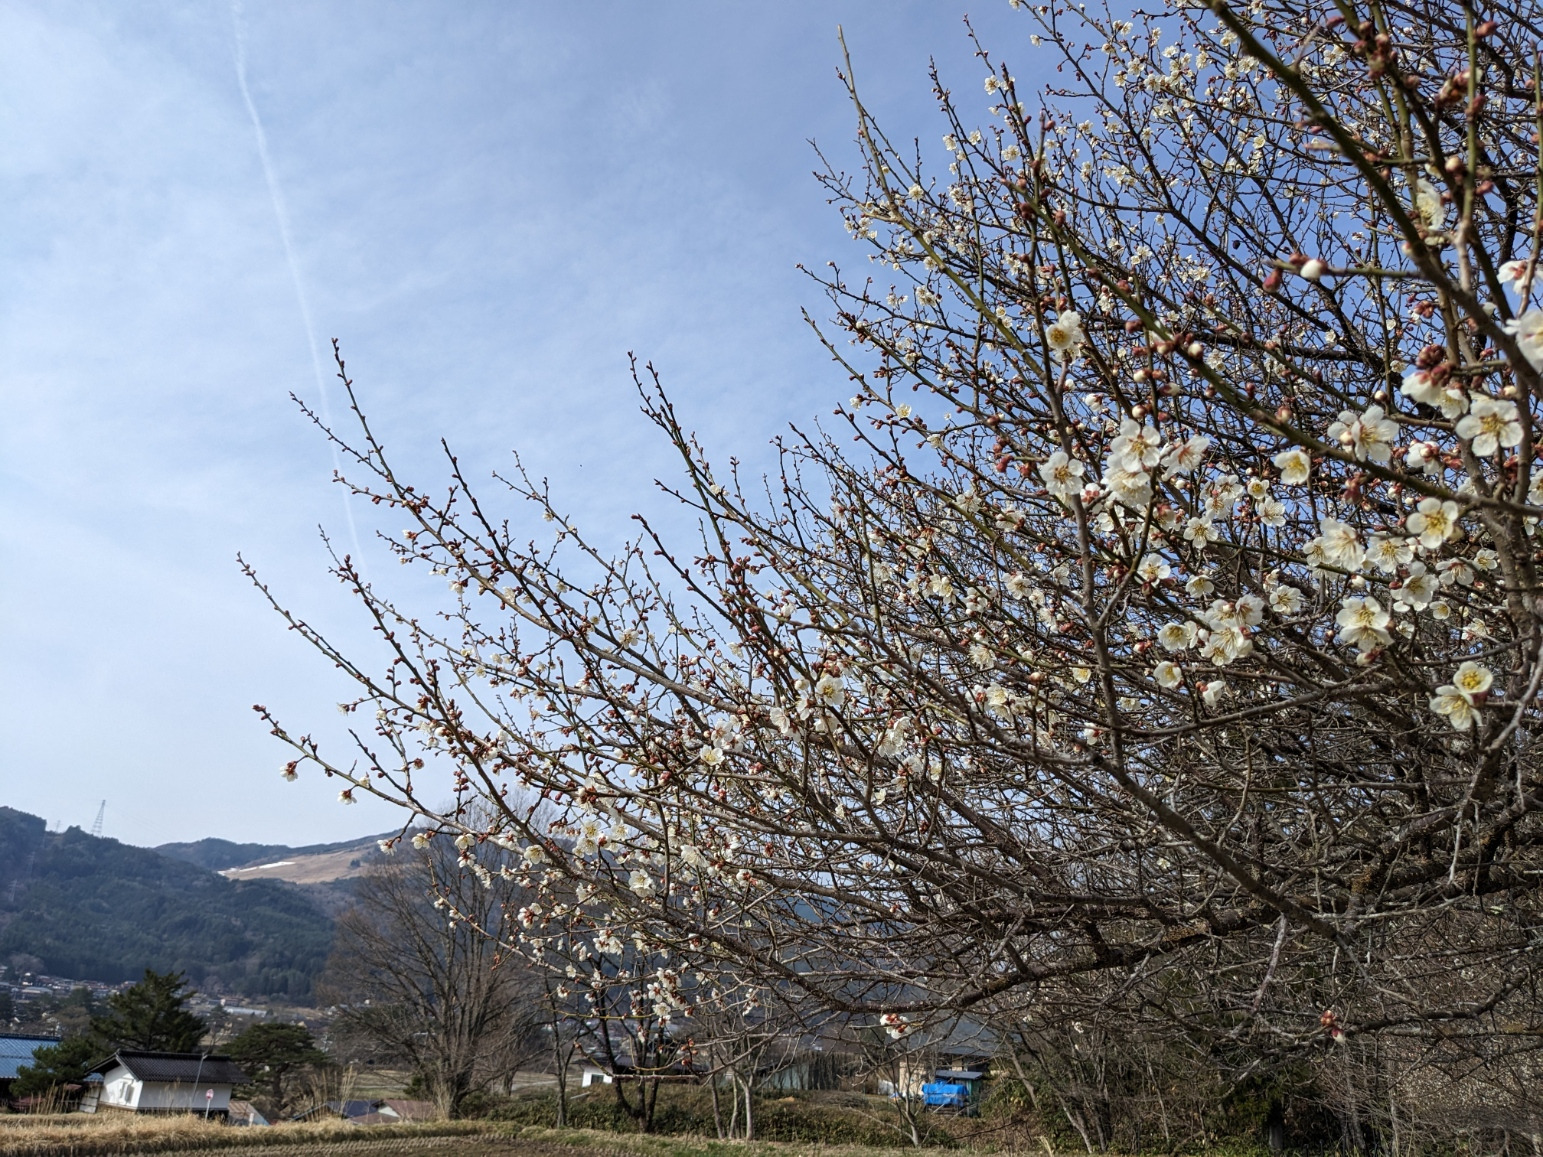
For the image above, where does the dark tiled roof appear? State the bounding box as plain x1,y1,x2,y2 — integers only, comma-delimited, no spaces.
0,1034,60,1082
90,1050,246,1085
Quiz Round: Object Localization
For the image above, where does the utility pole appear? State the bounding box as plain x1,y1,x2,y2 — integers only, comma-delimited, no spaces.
90,801,106,838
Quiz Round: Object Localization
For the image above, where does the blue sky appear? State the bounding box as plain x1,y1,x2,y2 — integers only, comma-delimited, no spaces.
1,1,1023,847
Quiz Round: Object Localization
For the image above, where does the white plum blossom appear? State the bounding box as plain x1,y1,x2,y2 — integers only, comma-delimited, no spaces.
880,1013,915,1039
1273,446,1312,484
1503,309,1543,370
1235,594,1266,625
1110,418,1164,469
813,673,846,710
1414,177,1446,228
1392,563,1440,613
983,683,1014,717
1405,440,1443,475
1045,310,1085,359
1451,661,1494,699
1184,516,1220,547
1268,584,1305,615
877,717,912,758
1039,451,1087,501
1430,682,1481,730
1455,395,1523,456
1104,456,1155,509
1159,434,1211,474
1198,624,1252,666
1327,405,1399,464
1334,596,1392,652
1439,558,1476,587
1366,534,1415,574
1256,496,1287,527
1407,498,1460,550
1401,369,1470,419
628,869,657,898
1136,554,1171,582
1158,621,1200,651
1309,517,1367,571
1153,661,1183,688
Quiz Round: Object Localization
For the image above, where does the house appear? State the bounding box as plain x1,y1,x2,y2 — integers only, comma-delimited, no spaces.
226,1099,269,1126
343,1098,437,1125
301,1097,437,1125
0,1032,60,1101
79,1050,246,1116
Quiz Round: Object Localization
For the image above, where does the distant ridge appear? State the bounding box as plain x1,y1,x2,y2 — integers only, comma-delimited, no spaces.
155,831,396,873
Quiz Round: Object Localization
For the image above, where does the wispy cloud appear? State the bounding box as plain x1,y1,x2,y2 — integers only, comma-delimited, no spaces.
0,0,1020,845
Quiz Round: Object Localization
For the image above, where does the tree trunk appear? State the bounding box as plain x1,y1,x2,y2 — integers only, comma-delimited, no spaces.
552,1031,568,1128
742,1075,754,1142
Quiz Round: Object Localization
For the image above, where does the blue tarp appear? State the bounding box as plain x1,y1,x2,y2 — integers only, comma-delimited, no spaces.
921,1082,969,1107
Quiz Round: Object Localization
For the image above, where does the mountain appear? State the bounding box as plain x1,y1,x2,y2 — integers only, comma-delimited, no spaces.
0,807,337,998
155,831,394,873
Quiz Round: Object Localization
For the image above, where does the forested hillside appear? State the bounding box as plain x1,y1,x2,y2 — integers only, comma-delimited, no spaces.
0,807,332,997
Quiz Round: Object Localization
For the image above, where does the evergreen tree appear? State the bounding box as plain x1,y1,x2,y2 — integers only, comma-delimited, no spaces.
89,969,206,1052
10,1036,98,1099
227,1023,328,1118
11,970,209,1099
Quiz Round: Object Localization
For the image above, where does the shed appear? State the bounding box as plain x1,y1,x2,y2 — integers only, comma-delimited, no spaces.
79,1050,246,1115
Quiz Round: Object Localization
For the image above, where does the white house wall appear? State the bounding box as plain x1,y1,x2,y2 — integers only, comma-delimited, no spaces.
92,1064,234,1113
96,1065,140,1110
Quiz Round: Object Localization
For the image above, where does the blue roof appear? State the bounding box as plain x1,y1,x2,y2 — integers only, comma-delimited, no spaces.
0,1035,60,1081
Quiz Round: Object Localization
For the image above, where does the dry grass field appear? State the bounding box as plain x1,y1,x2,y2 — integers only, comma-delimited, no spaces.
0,1116,487,1157
0,1118,953,1157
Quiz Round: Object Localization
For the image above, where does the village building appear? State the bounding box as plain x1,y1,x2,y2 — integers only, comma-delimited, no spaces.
79,1050,246,1116
0,1033,60,1102
226,1099,269,1127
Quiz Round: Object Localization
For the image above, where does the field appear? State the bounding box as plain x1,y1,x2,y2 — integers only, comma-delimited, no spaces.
0,1119,961,1157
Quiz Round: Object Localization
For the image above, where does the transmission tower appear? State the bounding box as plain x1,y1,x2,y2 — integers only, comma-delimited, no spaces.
90,800,105,838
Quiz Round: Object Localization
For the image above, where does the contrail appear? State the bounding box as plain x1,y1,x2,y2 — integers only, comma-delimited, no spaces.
230,1,363,562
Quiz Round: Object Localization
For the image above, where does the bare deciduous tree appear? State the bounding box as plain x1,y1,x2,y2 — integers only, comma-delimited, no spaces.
320,835,543,1118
